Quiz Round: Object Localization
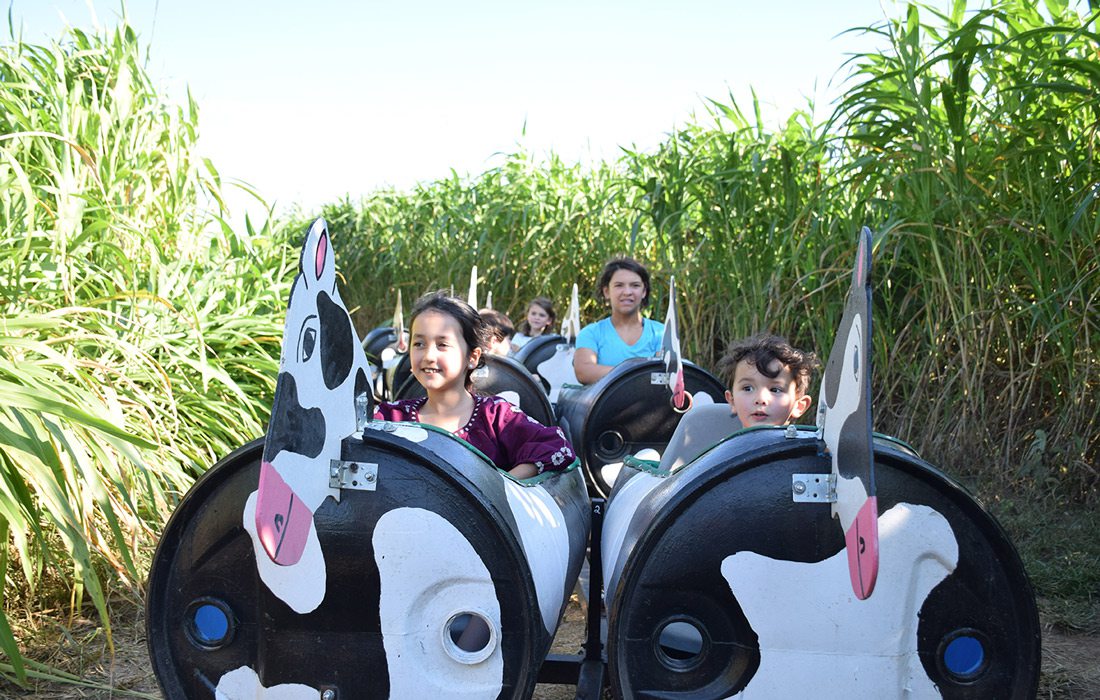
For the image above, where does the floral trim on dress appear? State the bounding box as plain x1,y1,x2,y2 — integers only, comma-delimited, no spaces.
402,394,484,438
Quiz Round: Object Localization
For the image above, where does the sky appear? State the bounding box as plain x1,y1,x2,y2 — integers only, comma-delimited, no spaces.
10,1,938,223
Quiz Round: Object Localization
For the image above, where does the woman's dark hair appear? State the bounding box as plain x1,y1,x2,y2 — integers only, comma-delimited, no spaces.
409,291,489,391
596,257,652,308
716,334,820,396
516,296,557,335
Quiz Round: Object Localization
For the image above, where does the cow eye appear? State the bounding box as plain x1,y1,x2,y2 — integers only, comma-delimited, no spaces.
301,327,317,362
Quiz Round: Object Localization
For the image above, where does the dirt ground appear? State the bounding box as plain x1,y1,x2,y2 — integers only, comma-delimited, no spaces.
2,595,1097,699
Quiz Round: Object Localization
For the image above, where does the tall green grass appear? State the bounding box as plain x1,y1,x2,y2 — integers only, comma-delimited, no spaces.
0,23,292,682
311,0,1098,503
830,0,1100,495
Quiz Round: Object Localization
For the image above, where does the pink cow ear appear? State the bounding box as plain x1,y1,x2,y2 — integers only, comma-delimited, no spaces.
315,227,328,281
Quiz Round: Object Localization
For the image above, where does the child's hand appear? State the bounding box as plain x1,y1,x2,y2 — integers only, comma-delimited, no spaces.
508,463,538,479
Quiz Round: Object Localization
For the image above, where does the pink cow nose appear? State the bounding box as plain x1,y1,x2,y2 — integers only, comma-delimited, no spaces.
256,461,313,565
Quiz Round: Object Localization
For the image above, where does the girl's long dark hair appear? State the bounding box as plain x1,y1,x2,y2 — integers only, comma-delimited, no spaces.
409,291,489,391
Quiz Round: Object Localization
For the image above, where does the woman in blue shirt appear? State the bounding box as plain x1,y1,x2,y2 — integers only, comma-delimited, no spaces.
573,257,665,384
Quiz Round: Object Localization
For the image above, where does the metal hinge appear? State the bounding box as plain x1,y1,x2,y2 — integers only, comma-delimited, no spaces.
650,372,671,385
792,473,836,503
329,460,378,491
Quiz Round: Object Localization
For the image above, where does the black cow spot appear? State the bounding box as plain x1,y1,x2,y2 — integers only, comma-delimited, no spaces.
264,372,326,462
317,291,353,390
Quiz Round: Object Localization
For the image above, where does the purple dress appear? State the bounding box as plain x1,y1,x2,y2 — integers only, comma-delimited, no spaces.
374,394,576,474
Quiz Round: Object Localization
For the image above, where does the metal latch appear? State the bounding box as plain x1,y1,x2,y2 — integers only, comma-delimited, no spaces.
329,460,378,491
650,372,671,385
792,473,836,502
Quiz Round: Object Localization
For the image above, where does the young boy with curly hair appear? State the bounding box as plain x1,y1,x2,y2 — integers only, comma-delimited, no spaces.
717,334,820,428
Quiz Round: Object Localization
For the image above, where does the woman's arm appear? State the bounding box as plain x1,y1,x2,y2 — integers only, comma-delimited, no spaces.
573,347,613,384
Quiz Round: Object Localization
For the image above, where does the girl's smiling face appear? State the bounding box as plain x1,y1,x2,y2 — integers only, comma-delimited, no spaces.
526,303,552,335
603,269,646,315
409,310,480,395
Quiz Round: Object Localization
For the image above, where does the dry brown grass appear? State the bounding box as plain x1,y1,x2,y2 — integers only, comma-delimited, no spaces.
0,595,158,698
1038,620,1100,700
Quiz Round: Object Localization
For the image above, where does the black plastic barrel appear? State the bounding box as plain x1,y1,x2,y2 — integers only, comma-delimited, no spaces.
362,326,400,363
601,426,1040,698
555,358,726,496
147,426,590,699
383,351,413,402
362,326,403,401
512,334,567,394
394,354,556,428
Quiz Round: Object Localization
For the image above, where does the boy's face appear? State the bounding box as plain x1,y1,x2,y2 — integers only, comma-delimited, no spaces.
486,334,512,357
725,359,812,428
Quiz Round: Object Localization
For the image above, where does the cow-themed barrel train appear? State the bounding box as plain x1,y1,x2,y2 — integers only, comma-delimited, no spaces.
146,219,1041,699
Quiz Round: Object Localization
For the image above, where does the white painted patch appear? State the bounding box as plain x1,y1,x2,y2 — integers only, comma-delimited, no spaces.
498,390,521,409
721,503,958,698
601,471,664,607
269,449,338,514
365,421,430,443
215,665,318,700
503,479,571,633
242,492,327,614
600,461,623,490
536,347,578,404
692,390,715,407
374,508,503,697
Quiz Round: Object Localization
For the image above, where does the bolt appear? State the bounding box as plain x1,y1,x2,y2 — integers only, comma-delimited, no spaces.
350,463,359,473
793,480,807,495
321,690,336,700
365,471,376,483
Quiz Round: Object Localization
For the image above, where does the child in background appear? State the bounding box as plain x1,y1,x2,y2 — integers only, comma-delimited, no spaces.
511,297,556,353
479,309,515,357
375,292,575,478
717,334,819,428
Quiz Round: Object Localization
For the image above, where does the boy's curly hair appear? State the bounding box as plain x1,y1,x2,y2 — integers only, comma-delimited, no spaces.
716,334,819,396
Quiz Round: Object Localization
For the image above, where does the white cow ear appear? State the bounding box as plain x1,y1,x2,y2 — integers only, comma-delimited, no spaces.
302,218,334,285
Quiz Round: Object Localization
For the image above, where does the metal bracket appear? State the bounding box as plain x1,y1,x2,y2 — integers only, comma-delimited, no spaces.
329,460,378,491
650,372,671,385
792,473,835,503
355,392,371,432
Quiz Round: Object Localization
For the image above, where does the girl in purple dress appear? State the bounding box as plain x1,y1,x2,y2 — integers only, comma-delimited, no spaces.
374,291,575,479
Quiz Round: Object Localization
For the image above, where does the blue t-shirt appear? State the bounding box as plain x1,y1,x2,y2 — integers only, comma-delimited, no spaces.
576,317,665,367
